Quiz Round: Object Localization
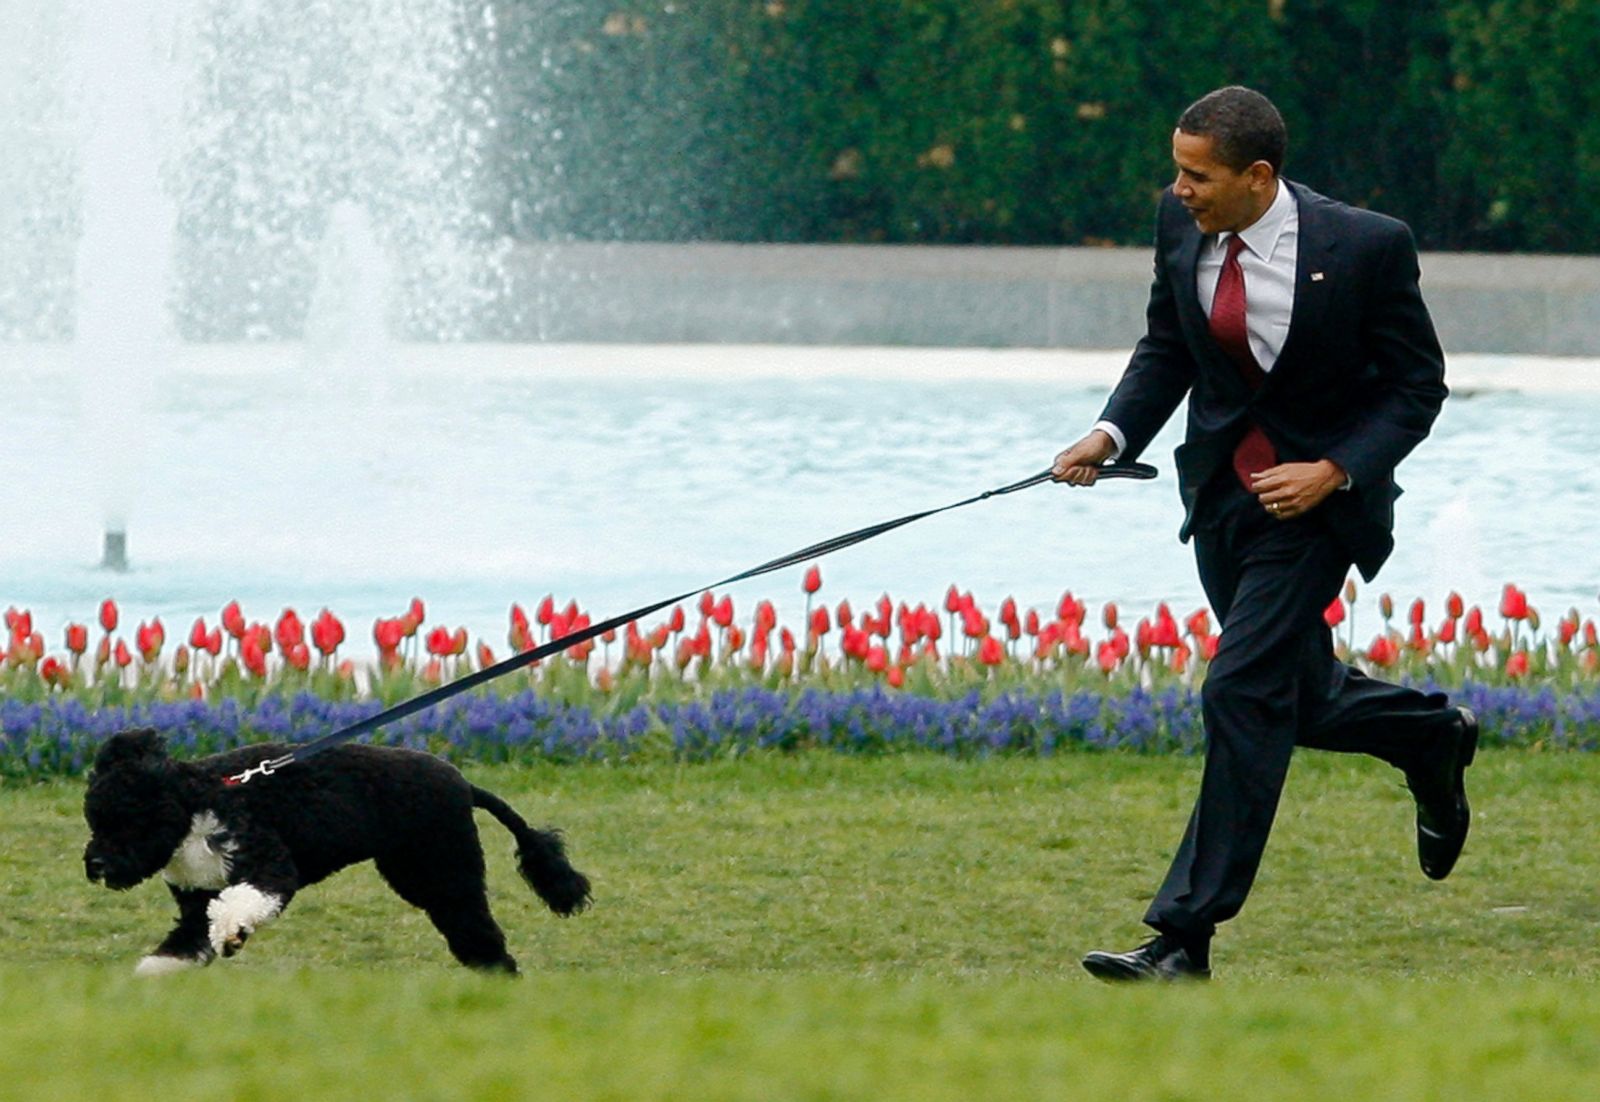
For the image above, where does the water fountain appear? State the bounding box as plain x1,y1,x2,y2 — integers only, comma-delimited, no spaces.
5,0,505,572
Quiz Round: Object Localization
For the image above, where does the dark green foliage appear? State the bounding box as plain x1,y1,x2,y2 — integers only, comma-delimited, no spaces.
491,0,1599,251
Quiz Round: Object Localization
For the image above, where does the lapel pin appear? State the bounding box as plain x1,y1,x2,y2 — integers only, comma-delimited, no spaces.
1311,272,1325,281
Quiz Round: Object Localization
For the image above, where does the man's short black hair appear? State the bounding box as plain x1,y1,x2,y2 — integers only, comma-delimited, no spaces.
1177,86,1287,175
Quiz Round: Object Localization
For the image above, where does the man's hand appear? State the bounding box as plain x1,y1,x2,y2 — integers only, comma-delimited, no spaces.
1251,460,1348,520
1051,430,1118,486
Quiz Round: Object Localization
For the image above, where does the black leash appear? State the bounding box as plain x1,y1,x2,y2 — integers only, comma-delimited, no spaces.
224,461,1157,785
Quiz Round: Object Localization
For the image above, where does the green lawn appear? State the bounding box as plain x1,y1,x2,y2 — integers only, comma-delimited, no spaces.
3,751,1597,1099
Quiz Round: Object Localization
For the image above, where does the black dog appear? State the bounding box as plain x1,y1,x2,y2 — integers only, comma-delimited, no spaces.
83,729,590,975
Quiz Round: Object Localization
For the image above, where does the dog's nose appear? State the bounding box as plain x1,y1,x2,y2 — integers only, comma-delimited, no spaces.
85,854,106,882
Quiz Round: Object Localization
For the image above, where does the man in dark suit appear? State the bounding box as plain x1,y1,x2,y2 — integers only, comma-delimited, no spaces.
1052,86,1478,981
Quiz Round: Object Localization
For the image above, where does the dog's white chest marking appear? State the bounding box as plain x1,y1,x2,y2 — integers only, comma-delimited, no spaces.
162,810,236,891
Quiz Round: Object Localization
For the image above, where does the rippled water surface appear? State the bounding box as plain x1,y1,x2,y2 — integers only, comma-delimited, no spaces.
3,345,1596,649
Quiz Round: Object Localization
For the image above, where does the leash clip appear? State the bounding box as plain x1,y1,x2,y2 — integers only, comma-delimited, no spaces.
223,754,294,787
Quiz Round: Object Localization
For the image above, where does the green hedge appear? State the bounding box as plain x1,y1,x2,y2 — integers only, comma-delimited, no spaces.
491,0,1600,251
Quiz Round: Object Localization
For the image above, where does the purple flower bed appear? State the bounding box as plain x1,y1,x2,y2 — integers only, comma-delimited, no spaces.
3,683,1594,779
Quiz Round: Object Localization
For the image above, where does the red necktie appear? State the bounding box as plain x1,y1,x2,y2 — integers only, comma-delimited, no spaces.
1209,235,1277,490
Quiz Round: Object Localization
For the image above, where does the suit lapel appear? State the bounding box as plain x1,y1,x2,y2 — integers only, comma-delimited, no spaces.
1170,217,1256,401
1269,180,1338,379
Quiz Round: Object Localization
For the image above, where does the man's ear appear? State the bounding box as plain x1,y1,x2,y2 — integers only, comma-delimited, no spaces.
92,728,169,770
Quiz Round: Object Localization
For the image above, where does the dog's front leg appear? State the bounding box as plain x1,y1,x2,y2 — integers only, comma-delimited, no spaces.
207,847,298,960
135,885,219,976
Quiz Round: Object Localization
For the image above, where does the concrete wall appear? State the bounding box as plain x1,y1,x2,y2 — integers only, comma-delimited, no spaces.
504,242,1600,355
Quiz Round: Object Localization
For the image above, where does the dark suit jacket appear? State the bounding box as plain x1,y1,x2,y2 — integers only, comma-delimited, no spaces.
1099,180,1447,581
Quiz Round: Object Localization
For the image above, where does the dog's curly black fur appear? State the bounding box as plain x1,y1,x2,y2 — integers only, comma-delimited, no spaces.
83,729,590,975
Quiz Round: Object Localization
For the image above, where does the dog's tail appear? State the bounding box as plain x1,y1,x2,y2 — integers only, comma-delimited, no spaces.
471,786,592,916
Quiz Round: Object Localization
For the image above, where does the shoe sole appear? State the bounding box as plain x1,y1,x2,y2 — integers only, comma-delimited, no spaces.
1080,955,1211,983
1081,954,1142,982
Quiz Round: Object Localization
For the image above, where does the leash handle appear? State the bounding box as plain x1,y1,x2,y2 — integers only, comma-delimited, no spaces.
225,461,1159,784
984,461,1158,498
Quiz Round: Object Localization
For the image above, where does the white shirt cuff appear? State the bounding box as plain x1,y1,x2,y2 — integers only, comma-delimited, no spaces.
1091,420,1126,460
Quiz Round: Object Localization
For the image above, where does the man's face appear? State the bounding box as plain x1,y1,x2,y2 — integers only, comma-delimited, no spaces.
1170,129,1272,235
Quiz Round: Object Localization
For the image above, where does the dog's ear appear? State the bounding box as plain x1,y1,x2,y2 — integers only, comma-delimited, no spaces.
93,728,169,770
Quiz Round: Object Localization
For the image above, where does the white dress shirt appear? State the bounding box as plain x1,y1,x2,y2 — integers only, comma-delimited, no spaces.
1095,181,1300,458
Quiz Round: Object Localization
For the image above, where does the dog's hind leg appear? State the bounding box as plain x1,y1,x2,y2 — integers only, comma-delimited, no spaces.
374,850,519,974
136,885,218,976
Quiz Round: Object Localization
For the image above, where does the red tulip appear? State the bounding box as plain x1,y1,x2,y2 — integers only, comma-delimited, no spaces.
668,606,686,633
1559,616,1580,647
755,600,777,635
1000,597,1020,640
810,606,831,638
1409,599,1425,626
221,600,246,639
40,656,65,688
1464,606,1484,635
1447,591,1464,620
837,599,854,629
802,565,822,594
374,618,405,652
1323,597,1345,628
409,597,426,626
286,643,310,672
1436,618,1457,645
1150,604,1181,648
1506,650,1530,678
478,642,496,669
1102,602,1119,630
886,665,905,689
65,623,88,655
311,610,345,656
944,585,962,614
205,628,222,656
978,636,1005,666
99,598,119,633
136,619,165,662
1366,635,1398,668
275,609,304,653
189,618,209,650
712,596,734,629
1500,583,1529,621
1199,634,1220,661
1185,608,1212,639
865,646,888,673
536,595,555,626
698,591,716,619
113,640,133,668
426,626,453,657
7,608,32,642
1096,639,1119,674
842,627,871,661
1057,592,1085,626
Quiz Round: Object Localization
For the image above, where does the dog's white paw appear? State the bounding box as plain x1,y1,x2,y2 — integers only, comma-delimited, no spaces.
206,884,283,957
135,954,201,977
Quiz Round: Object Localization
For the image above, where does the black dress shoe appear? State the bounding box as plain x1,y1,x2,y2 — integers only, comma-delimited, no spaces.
1404,705,1479,880
1081,935,1210,983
